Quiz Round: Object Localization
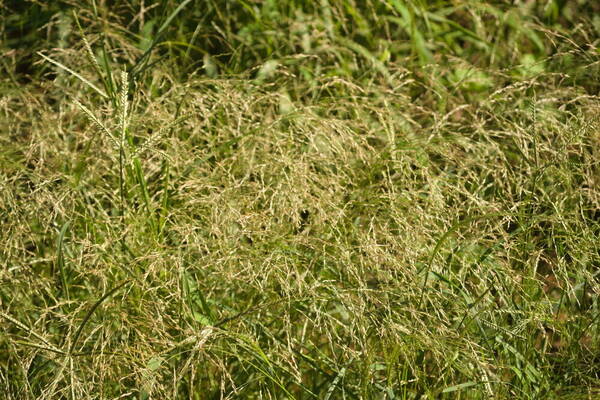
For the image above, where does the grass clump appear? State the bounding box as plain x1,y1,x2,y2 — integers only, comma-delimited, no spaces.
1,1,600,399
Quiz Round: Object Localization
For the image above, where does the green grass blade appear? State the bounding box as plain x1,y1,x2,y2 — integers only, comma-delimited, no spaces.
69,280,130,354
442,381,478,393
56,221,71,301
130,0,193,77
132,156,156,233
37,52,108,98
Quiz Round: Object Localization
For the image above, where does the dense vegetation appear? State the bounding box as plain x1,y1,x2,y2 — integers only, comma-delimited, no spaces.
1,0,599,398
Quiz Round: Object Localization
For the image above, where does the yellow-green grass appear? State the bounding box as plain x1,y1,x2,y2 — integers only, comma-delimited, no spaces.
1,1,599,398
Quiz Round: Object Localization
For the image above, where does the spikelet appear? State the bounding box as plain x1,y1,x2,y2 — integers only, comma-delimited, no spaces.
119,70,129,146
74,98,119,149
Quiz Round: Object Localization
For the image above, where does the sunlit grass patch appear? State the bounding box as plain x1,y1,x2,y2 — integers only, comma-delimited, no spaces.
1,1,600,399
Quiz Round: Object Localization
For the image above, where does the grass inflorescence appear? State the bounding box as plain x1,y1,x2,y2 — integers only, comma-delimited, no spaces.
1,1,599,398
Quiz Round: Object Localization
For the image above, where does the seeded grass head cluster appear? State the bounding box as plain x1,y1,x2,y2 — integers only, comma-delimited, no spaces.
1,1,600,399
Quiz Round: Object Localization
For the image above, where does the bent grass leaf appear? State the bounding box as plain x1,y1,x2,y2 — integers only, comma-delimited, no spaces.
442,381,478,393
38,52,108,98
69,280,130,354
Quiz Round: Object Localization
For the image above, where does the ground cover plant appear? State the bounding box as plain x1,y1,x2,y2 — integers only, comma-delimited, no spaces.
1,0,600,398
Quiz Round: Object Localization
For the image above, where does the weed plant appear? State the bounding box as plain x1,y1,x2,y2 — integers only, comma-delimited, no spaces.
1,0,600,398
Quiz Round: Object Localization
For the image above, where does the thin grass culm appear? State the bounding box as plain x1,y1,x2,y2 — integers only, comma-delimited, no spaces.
1,1,600,399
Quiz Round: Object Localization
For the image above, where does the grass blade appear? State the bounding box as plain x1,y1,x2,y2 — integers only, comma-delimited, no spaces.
37,52,108,98
56,221,71,301
69,280,130,354
130,0,193,77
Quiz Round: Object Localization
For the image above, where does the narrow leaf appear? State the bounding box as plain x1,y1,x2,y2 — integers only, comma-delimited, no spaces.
38,52,108,98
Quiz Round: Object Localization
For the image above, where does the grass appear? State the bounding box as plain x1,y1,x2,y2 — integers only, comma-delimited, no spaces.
1,0,600,398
